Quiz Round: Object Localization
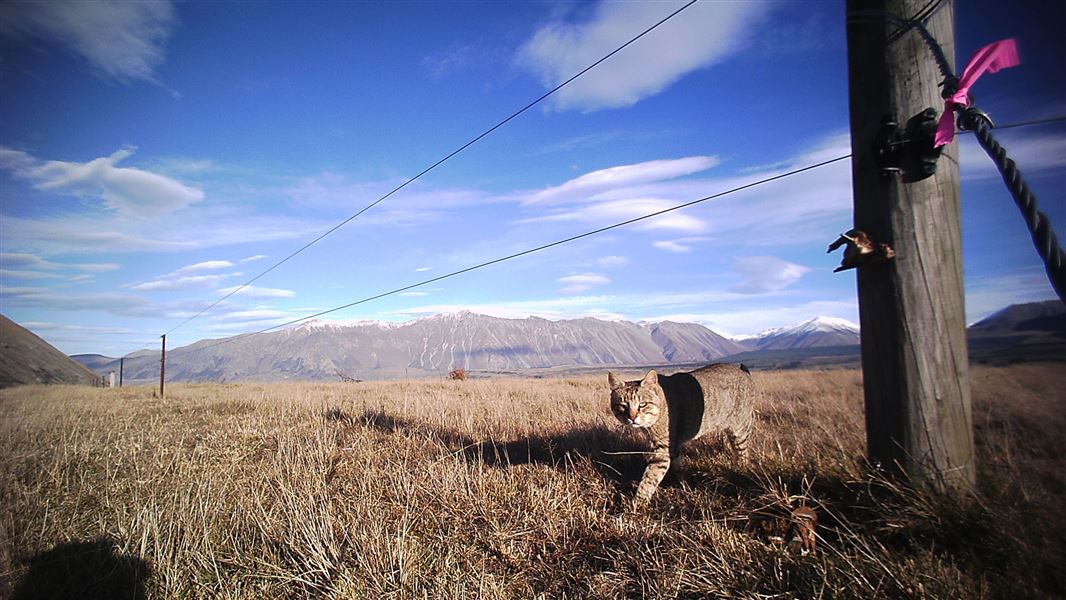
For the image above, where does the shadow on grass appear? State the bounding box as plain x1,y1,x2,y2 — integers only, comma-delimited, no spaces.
11,537,150,600
327,407,651,488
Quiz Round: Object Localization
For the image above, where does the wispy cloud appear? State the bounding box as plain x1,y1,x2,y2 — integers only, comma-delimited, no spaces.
1,146,204,218
516,0,771,111
125,260,242,292
422,42,480,79
0,252,118,280
1,285,161,318
731,256,811,294
0,209,320,255
22,321,139,336
652,236,710,253
128,273,241,292
176,260,235,273
558,273,611,295
0,269,65,280
241,255,268,263
522,197,709,232
0,252,60,270
216,285,295,299
596,255,630,268
525,156,718,205
959,130,1066,180
0,0,177,83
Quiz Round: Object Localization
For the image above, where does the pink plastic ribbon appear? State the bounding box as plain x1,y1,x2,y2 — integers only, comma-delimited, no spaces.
934,38,1021,147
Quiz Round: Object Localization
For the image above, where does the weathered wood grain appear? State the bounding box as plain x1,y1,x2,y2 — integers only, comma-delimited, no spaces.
845,0,975,492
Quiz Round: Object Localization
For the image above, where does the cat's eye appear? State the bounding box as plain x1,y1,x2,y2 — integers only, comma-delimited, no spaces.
638,402,648,408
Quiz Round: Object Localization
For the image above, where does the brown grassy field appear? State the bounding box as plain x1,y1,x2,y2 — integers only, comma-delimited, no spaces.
1,364,1064,599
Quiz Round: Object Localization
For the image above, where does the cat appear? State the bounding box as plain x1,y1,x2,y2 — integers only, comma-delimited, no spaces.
608,363,756,507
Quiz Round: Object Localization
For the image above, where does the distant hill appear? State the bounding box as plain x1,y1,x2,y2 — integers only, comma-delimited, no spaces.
71,353,117,371
967,300,1066,363
0,315,100,388
968,300,1066,337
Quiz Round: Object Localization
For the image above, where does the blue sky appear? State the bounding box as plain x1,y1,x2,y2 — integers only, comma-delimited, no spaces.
1,0,1063,357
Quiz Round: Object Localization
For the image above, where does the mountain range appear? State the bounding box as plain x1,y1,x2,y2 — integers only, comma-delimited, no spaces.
68,311,862,384
33,300,1065,384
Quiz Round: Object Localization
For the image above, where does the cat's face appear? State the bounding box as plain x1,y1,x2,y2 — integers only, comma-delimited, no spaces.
608,370,663,428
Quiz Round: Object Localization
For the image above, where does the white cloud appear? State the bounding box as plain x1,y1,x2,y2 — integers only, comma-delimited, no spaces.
128,273,240,292
224,309,294,321
241,255,268,263
558,273,611,295
515,157,724,234
414,266,433,272
652,240,692,253
176,260,235,273
146,157,221,176
75,263,120,273
1,252,60,270
596,255,630,268
959,131,1066,180
0,269,65,280
517,0,771,111
285,172,506,229
731,256,811,294
23,321,138,335
526,156,718,205
0,0,176,82
0,253,118,279
0,208,321,254
1,285,160,317
653,236,710,253
125,260,242,292
1,146,204,218
524,197,708,232
216,285,295,299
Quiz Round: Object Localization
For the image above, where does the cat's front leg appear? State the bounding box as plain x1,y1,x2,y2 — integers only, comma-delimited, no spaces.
633,448,671,508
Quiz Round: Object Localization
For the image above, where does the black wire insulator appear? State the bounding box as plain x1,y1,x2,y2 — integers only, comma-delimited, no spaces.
968,116,1066,303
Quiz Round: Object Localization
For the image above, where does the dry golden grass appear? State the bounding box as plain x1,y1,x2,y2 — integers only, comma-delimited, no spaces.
1,364,1064,599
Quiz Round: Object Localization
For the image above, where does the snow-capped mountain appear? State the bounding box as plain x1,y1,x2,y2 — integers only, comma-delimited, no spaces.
752,316,860,350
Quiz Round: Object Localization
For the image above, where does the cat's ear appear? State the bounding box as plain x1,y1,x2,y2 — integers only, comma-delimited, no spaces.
642,370,658,386
608,372,623,390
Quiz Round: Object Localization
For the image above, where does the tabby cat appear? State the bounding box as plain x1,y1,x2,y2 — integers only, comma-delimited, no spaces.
608,363,756,507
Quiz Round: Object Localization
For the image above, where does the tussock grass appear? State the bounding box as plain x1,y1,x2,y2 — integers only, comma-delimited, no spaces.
1,365,1064,598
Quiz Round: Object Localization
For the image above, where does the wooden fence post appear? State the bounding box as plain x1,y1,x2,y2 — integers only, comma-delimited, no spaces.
845,0,975,493
160,334,166,399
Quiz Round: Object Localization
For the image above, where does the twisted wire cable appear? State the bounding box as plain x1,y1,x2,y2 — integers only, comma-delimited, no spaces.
963,112,1066,301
